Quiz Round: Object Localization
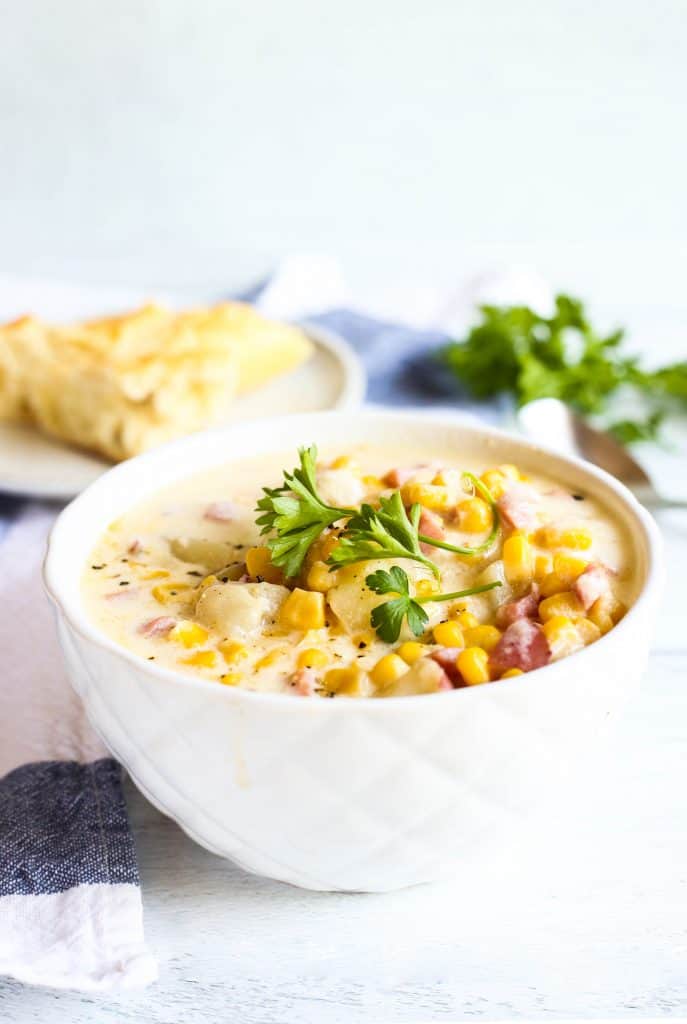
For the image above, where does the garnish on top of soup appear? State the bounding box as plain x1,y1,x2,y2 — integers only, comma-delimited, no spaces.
83,444,634,697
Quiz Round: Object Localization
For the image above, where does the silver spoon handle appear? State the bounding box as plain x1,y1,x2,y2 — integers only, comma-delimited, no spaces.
642,496,687,511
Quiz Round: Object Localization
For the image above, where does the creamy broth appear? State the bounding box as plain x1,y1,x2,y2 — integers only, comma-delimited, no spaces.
83,444,636,697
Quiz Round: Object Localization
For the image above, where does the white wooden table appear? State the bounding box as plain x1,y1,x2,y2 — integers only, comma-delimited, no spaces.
1,288,686,1021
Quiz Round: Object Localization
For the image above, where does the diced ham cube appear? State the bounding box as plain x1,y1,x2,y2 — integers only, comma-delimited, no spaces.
105,587,139,600
436,670,454,692
418,508,445,555
573,563,611,610
430,647,466,688
495,584,540,629
290,668,317,697
384,467,418,488
490,618,551,675
497,481,541,532
204,501,240,523
139,616,176,638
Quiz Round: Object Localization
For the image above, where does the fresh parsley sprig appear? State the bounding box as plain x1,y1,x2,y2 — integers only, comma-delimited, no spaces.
327,492,441,579
255,445,355,577
442,294,687,444
417,473,500,557
366,565,502,643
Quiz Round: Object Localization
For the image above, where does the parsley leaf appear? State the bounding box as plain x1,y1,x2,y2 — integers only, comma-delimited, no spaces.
444,294,635,415
367,566,429,643
255,445,355,577
328,492,440,578
366,565,502,643
608,411,665,445
442,293,687,444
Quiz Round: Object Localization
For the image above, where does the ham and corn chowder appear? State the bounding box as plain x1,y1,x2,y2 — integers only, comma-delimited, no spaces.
84,445,634,698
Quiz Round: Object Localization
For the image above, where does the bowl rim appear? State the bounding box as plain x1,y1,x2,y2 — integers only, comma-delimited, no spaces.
43,408,664,711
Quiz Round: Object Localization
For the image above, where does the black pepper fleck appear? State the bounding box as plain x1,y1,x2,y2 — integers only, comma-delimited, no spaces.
572,493,585,501
91,564,105,570
118,581,130,586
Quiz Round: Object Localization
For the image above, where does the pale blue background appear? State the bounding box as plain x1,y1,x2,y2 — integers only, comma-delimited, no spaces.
1,0,685,306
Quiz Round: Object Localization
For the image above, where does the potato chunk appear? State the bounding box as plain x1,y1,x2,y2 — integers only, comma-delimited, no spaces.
316,468,364,509
170,536,241,570
195,581,288,637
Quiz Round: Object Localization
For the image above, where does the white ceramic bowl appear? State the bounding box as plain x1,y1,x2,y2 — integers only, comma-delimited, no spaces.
44,411,664,892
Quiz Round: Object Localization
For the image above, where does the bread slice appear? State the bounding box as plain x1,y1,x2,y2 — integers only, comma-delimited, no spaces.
0,302,313,461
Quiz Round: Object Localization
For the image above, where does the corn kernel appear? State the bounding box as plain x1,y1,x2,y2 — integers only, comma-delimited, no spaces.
182,650,217,669
197,574,218,592
362,474,384,491
577,618,602,645
219,672,242,686
245,545,284,585
254,648,288,670
456,610,479,629
538,591,585,622
480,469,506,499
169,621,209,648
553,553,589,586
457,497,493,533
279,589,326,630
592,591,627,624
536,526,593,550
218,640,248,665
297,648,329,669
498,463,520,481
306,560,337,592
500,667,524,679
324,666,366,696
152,582,192,604
457,647,490,686
401,482,449,511
370,653,408,687
538,571,568,598
415,577,439,598
433,621,465,648
463,624,502,652
306,531,340,565
503,533,534,586
542,615,583,659
560,527,593,550
588,598,615,634
534,553,553,582
396,641,424,664
331,454,358,470
142,568,170,580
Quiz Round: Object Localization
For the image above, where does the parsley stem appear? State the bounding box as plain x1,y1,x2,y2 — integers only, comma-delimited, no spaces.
418,473,500,557
418,529,497,557
417,581,502,604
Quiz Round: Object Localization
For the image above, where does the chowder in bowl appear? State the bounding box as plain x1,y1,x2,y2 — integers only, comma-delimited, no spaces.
44,412,663,891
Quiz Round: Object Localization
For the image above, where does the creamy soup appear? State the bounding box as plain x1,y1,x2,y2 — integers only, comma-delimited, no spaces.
83,444,635,698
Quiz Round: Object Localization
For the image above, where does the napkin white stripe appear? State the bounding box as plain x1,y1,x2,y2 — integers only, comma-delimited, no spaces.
0,883,156,991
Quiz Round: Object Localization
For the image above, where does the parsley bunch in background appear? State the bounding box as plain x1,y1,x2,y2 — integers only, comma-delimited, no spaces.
442,294,687,443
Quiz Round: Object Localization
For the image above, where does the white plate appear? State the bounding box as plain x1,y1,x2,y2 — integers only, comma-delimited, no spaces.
0,322,365,501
